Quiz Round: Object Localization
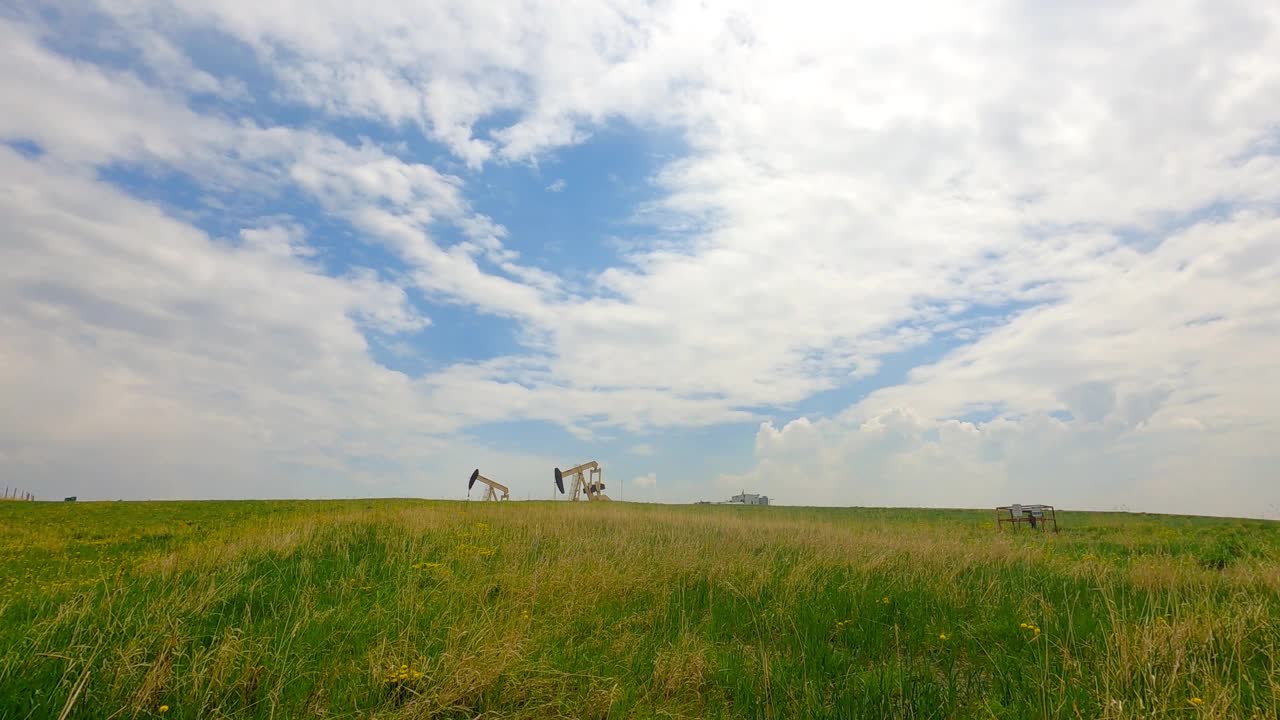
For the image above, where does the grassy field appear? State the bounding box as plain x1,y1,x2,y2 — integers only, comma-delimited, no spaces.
0,500,1277,719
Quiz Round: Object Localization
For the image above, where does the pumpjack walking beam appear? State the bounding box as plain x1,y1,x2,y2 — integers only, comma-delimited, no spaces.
553,461,610,501
468,469,510,501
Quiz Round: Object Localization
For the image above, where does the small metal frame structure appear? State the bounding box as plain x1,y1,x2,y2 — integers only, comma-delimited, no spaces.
554,461,609,501
467,469,509,501
996,503,1058,532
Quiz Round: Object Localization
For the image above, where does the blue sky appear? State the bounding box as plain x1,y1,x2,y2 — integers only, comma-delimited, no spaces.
2,1,1280,517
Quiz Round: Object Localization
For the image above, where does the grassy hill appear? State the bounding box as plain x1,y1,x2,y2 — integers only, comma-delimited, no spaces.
1,500,1277,718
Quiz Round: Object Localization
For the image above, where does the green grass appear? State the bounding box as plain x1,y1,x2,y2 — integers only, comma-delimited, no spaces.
1,500,1278,719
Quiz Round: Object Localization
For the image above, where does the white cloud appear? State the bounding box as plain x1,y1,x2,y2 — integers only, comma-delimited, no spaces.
726,401,1280,519
0,144,580,501
725,212,1280,517
853,212,1280,428
350,0,1280,450
3,4,1280,513
631,473,657,488
0,20,228,169
629,443,654,456
239,225,314,259
33,5,1279,429
545,178,567,193
0,150,419,493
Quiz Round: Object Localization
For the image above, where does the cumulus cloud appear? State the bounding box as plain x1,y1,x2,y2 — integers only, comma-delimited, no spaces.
1,150,419,495
18,3,1278,432
631,473,658,489
723,213,1280,517
725,401,1279,518
2,4,1279,513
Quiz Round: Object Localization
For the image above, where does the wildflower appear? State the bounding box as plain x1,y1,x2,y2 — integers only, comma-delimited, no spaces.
938,632,948,641
1189,697,1203,707
158,706,170,714
880,596,890,605
385,664,424,685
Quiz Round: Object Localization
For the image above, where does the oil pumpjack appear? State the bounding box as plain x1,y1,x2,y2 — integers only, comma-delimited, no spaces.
467,469,510,501
554,461,610,501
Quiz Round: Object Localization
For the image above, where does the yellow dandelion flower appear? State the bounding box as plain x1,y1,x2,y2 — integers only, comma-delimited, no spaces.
880,596,890,605
938,632,948,641
1190,697,1203,707
158,706,170,714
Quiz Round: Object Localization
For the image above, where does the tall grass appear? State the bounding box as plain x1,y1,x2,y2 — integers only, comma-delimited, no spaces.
1,500,1277,718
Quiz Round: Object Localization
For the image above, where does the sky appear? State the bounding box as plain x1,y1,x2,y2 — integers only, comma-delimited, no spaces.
2,1,1279,516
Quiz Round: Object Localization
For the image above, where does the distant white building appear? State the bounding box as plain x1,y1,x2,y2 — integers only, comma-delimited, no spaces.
694,491,770,506
728,491,769,506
